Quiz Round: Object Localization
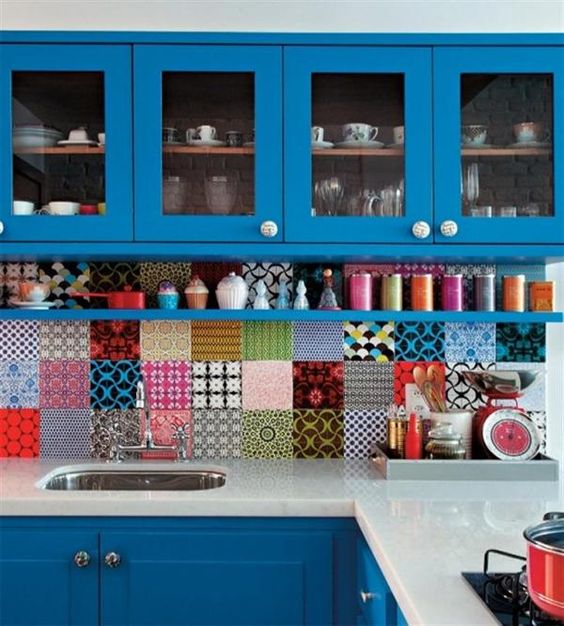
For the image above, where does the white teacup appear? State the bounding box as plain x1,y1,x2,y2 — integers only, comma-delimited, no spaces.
48,201,80,216
393,125,405,145
97,132,105,145
186,128,196,144
13,200,34,216
342,123,378,143
312,126,324,142
195,125,217,142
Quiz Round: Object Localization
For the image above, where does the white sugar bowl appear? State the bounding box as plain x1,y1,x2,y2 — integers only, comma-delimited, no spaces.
216,272,249,309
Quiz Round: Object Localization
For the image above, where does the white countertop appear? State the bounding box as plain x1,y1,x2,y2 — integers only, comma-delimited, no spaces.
1,458,562,626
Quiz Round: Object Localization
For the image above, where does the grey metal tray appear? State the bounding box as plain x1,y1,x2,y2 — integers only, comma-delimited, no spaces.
371,446,559,481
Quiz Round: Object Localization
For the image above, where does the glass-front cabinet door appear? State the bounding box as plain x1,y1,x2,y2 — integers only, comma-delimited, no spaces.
0,44,133,241
284,47,433,243
134,45,282,242
434,47,564,244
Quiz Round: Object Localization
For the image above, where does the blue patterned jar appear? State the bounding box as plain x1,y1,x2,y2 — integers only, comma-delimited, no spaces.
157,280,180,309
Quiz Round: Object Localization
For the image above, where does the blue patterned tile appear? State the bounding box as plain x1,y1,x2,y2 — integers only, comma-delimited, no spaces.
394,322,445,362
496,323,545,362
444,322,496,362
0,360,39,408
496,362,546,411
344,409,387,459
0,321,39,360
90,360,141,410
343,321,394,361
40,409,90,458
293,321,344,361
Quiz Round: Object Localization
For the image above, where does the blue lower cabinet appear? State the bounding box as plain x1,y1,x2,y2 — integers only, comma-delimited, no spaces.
0,530,98,626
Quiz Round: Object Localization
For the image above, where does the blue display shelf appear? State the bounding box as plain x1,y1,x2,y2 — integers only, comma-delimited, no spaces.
0,309,562,323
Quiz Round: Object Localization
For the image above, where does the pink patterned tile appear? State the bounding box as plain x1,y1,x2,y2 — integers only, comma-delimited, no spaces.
39,361,90,409
242,361,293,410
140,410,192,460
141,361,191,410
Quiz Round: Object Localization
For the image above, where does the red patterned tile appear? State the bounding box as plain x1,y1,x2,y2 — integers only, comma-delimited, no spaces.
140,361,191,410
39,361,90,409
393,361,445,406
90,320,140,360
140,410,192,460
0,408,40,457
293,361,344,410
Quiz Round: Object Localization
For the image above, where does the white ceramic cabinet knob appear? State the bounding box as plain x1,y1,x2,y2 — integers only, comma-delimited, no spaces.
440,220,459,237
411,221,431,239
260,220,278,238
0,220,4,235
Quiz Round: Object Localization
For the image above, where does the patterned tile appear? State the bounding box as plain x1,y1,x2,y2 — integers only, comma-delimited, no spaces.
140,321,191,361
293,361,344,410
445,362,495,411
40,409,90,459
528,410,547,454
393,362,445,407
39,361,90,409
141,410,192,460
90,320,140,361
293,321,343,361
344,362,394,410
0,262,39,307
192,409,242,458
293,409,344,458
89,262,141,309
0,361,39,408
496,323,546,362
293,263,343,309
191,321,242,361
395,322,445,362
39,321,90,360
90,360,141,410
140,361,192,410
191,361,241,410
445,264,496,310
343,321,394,361
38,262,90,309
242,410,293,459
0,408,40,457
344,409,387,459
444,322,496,363
242,263,293,308
496,264,545,310
0,321,39,360
241,361,293,410
190,262,242,309
89,409,141,459
496,362,546,411
242,321,292,360
139,262,192,308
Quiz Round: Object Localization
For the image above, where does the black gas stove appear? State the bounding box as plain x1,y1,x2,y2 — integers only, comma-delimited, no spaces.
462,549,564,626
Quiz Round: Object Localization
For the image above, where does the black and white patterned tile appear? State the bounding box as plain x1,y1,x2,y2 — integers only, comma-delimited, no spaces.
445,362,495,411
192,409,242,458
39,321,90,360
344,409,387,459
344,362,394,410
242,262,293,308
40,409,90,459
89,409,141,460
191,361,242,410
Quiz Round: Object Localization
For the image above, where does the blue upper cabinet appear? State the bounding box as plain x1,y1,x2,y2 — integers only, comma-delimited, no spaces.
283,46,433,243
133,45,283,242
434,46,564,244
0,44,133,241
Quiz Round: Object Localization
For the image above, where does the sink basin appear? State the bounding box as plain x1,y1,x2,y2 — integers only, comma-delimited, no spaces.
41,468,226,491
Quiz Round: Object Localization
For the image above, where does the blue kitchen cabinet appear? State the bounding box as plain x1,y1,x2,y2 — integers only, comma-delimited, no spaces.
0,44,133,241
434,46,564,244
0,529,98,626
133,45,283,243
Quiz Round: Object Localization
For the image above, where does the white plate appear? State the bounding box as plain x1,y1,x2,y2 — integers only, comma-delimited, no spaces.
188,139,227,147
312,140,334,149
334,140,385,149
11,301,56,310
57,140,98,147
507,141,551,149
243,141,254,147
386,143,405,149
163,140,185,146
461,143,494,149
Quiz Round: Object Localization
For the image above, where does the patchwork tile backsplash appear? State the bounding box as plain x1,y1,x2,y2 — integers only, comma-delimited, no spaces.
0,261,549,459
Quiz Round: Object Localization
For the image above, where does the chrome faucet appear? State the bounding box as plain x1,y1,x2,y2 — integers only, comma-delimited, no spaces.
109,380,189,462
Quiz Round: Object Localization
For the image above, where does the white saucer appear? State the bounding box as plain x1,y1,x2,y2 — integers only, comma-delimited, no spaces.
57,140,98,146
386,143,405,149
312,140,334,149
507,141,551,149
461,143,494,149
335,140,385,149
12,301,56,310
163,140,185,146
189,139,226,147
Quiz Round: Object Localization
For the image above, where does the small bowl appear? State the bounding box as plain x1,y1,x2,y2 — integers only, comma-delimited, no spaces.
68,128,89,142
48,201,80,216
19,282,50,303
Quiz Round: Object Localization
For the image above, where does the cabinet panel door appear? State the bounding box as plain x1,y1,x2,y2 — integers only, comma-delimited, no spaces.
101,530,332,626
134,45,283,242
0,44,133,241
434,46,564,244
0,530,98,626
284,46,433,243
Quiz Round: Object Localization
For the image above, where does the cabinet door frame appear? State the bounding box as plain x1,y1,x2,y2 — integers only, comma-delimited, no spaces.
283,46,433,243
0,44,133,242
133,44,283,242
434,46,564,244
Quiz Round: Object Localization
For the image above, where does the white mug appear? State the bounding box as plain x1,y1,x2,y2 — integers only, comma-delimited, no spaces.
342,123,378,143
195,125,217,142
13,200,35,216
311,126,324,142
393,126,405,145
186,128,197,144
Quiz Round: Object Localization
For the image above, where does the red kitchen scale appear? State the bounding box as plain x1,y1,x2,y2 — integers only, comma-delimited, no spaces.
461,370,542,461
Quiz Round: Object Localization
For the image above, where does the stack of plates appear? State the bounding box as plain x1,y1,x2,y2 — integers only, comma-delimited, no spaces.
13,125,64,149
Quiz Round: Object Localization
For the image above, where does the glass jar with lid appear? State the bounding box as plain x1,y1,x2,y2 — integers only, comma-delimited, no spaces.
425,423,466,460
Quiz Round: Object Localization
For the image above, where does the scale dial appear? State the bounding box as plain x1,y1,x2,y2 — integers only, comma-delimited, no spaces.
482,408,541,461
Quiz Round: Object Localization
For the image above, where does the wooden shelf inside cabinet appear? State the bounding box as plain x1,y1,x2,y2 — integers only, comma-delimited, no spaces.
162,146,254,155
313,148,403,156
14,146,105,155
0,309,562,323
461,147,551,156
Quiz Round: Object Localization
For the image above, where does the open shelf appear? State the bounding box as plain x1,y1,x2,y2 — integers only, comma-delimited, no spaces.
311,147,551,157
0,308,561,323
313,148,403,156
162,146,254,155
461,147,551,156
14,146,105,155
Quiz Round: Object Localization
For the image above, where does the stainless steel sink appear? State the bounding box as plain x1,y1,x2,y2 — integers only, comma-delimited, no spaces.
41,469,226,491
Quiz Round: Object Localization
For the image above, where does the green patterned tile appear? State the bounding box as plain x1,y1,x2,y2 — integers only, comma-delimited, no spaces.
242,410,293,459
242,321,292,360
293,409,344,459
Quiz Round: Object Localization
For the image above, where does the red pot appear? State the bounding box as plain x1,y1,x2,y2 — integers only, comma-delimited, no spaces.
524,512,564,619
70,286,146,309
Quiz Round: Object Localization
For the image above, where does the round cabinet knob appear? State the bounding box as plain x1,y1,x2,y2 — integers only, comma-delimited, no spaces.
411,220,431,239
260,220,278,238
440,220,459,237
0,220,4,235
360,591,376,604
73,551,91,568
104,552,122,568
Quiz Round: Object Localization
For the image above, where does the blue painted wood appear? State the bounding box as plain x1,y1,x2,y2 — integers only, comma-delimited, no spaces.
133,45,283,242
0,308,561,323
434,47,564,244
397,607,409,626
0,44,133,242
284,46,433,243
0,529,98,626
